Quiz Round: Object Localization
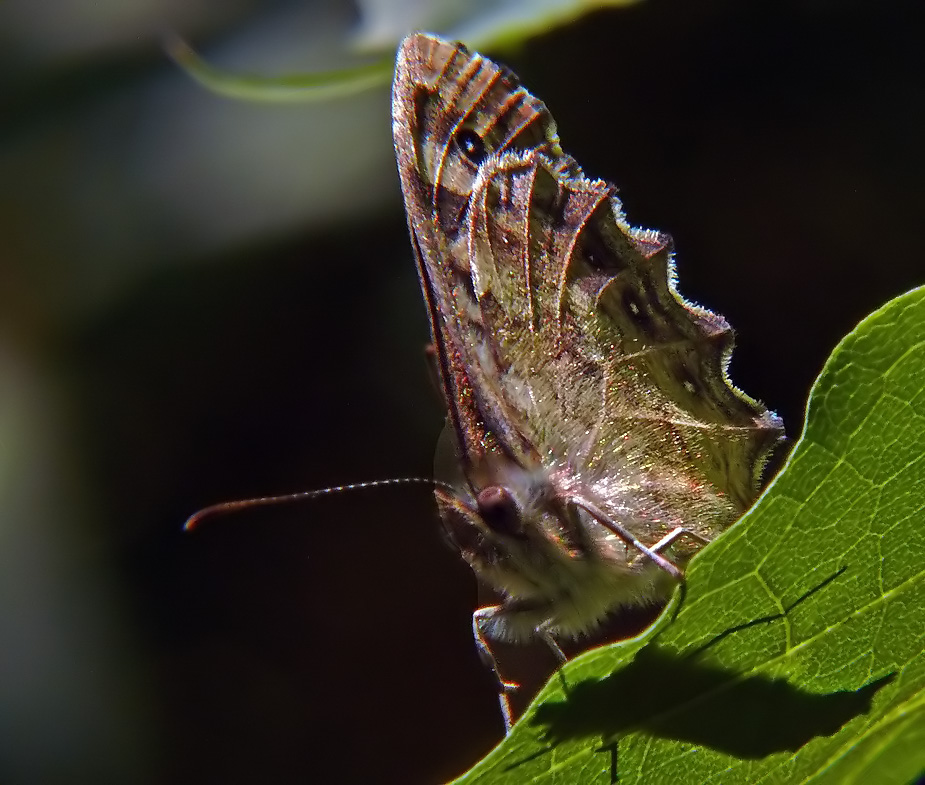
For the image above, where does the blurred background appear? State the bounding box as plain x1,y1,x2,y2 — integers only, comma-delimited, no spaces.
1,0,922,783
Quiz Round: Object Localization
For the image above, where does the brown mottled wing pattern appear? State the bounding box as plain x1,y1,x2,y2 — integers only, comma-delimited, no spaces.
392,33,784,639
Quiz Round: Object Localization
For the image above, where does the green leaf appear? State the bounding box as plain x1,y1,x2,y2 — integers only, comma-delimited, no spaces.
165,1,643,104
454,285,925,785
164,34,393,103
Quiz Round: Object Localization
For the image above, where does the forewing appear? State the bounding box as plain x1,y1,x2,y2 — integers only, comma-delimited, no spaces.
392,33,567,474
392,33,784,540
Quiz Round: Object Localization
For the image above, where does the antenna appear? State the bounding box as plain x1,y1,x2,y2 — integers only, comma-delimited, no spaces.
184,477,453,531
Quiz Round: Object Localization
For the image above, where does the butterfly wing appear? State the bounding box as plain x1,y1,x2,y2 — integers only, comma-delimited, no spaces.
392,33,784,636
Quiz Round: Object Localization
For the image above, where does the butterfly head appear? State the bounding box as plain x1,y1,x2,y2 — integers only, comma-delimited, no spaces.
432,452,682,640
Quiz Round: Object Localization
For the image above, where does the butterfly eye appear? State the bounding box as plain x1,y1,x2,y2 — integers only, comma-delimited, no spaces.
455,128,487,164
476,486,524,537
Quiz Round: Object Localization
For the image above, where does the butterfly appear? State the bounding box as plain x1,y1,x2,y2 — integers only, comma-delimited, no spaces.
391,32,784,730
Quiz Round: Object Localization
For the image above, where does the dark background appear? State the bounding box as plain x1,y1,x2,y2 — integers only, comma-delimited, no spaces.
1,1,922,783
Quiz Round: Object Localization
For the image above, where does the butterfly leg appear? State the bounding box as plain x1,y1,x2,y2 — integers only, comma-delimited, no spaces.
536,625,566,664
572,498,684,580
536,624,572,696
649,527,711,554
472,605,519,733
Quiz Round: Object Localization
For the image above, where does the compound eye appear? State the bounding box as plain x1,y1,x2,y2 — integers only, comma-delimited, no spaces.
476,486,524,537
454,127,487,164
